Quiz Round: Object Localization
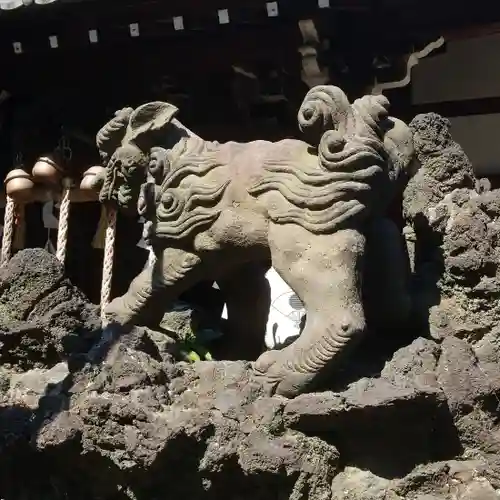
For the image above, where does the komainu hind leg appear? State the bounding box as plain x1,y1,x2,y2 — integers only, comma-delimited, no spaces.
254,223,367,398
216,262,271,361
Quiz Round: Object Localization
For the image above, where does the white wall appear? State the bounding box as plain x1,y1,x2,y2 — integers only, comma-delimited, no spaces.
449,114,500,176
411,34,500,175
412,33,500,104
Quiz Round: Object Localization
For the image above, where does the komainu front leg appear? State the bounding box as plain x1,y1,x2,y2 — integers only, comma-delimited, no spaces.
104,247,204,327
254,225,366,398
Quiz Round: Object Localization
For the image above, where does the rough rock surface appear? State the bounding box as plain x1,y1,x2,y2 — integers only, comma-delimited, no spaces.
0,248,101,371
1,114,500,499
404,112,500,343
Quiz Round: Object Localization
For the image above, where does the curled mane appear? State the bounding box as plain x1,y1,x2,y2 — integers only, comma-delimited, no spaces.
248,88,392,234
152,136,229,241
96,107,133,161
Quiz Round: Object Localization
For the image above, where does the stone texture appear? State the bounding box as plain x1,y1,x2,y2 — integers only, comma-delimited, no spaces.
405,113,500,343
0,248,101,370
0,247,499,500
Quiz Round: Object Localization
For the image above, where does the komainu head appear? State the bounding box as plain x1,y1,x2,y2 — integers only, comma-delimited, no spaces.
93,102,183,213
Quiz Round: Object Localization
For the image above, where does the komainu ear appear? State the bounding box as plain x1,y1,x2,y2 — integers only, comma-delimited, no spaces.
383,116,417,182
124,102,179,146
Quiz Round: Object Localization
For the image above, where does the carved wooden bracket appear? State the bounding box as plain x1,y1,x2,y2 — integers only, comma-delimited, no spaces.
298,19,329,88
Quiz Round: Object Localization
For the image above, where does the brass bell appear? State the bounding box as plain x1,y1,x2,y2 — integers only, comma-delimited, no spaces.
71,166,105,202
32,155,64,185
4,169,35,203
80,166,105,191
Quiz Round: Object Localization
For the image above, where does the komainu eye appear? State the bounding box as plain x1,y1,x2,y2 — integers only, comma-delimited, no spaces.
149,147,169,178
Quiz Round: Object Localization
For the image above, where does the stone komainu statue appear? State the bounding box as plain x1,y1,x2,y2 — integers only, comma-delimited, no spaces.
93,85,419,398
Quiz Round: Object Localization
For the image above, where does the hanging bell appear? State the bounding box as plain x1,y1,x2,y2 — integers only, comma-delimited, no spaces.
32,154,64,186
4,169,35,203
80,166,105,191
75,165,105,202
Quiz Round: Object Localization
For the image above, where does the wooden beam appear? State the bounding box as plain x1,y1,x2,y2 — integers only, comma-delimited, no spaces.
1,25,302,94
444,22,500,41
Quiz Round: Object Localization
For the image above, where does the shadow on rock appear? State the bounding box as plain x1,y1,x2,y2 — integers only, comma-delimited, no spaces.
284,341,463,479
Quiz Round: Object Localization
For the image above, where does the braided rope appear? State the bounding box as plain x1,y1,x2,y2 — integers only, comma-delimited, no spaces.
1,196,15,266
56,179,72,264
100,206,117,322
